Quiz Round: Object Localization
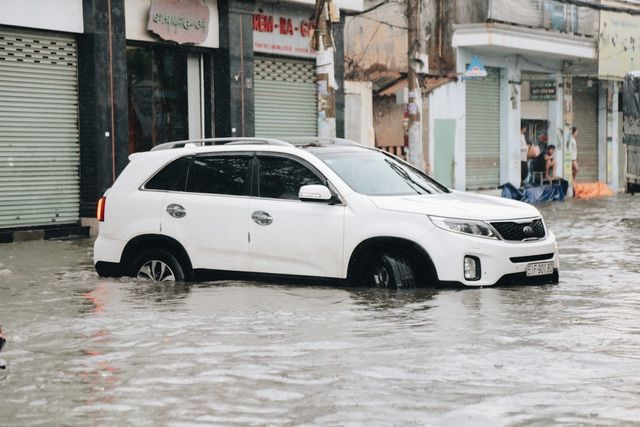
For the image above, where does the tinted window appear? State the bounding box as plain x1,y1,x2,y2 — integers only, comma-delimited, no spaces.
145,156,190,191
259,156,323,200
186,155,251,196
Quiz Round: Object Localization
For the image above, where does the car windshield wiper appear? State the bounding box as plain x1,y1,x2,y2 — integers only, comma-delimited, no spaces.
384,159,431,194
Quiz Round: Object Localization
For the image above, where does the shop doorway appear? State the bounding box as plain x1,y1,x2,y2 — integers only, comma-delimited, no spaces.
521,119,549,149
127,45,206,153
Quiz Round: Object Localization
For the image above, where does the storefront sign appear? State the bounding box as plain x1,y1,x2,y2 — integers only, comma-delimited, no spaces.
598,10,640,80
253,2,315,58
462,56,487,80
148,0,210,45
530,80,557,101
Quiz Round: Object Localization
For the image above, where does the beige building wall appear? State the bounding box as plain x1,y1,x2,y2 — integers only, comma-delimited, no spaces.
344,1,407,74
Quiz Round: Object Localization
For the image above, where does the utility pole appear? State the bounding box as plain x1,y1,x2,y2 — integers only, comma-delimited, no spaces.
314,0,338,137
406,0,425,170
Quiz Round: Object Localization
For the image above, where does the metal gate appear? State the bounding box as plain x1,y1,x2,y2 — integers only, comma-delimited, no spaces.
465,67,501,189
254,57,317,137
0,29,80,229
618,111,625,189
572,78,599,182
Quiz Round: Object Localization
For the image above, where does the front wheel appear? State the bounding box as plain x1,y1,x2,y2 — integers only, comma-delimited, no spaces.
130,249,185,282
367,253,416,289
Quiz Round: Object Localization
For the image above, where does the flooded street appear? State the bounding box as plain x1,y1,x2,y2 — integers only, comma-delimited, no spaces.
1,194,640,426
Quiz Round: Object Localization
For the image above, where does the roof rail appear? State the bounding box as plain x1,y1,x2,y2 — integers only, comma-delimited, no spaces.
276,137,362,147
150,137,293,151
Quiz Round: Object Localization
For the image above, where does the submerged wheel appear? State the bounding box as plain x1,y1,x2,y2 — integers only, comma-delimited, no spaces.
130,249,185,282
367,253,416,289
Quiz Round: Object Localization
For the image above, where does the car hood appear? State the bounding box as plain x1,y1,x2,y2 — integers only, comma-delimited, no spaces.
369,191,540,221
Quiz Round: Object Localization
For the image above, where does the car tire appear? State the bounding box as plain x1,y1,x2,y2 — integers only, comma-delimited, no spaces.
130,249,185,282
95,262,121,278
367,253,416,289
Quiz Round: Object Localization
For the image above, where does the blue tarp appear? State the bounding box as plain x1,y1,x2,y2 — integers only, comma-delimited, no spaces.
501,182,566,204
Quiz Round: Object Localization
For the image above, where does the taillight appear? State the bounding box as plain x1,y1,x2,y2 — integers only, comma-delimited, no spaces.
97,196,106,222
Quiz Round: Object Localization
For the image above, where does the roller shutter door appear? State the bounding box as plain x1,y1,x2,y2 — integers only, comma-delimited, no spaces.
466,67,501,190
254,57,317,137
618,111,625,189
572,78,599,182
0,29,79,229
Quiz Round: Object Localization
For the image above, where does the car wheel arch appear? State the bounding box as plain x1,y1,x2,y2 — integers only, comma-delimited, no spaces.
120,234,193,278
346,236,439,286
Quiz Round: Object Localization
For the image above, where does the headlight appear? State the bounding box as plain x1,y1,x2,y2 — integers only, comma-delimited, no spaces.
429,216,498,239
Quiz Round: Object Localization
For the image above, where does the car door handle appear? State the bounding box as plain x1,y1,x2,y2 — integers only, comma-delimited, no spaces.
251,210,273,226
167,204,186,218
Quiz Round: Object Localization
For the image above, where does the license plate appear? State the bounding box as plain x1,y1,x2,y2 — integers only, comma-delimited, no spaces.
526,261,554,277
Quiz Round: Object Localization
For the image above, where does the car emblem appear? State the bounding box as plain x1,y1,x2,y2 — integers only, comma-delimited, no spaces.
522,226,534,235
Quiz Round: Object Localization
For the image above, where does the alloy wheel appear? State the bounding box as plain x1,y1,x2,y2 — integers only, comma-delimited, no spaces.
137,260,176,282
373,265,390,288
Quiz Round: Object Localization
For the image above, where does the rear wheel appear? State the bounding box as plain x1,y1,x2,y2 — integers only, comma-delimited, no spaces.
130,249,185,282
366,253,416,289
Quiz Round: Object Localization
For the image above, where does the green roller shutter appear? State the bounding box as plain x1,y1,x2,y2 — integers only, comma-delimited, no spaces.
572,78,599,182
254,57,317,137
0,29,80,229
465,67,501,190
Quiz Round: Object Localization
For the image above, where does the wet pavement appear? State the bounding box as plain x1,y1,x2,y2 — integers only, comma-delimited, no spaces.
1,194,640,426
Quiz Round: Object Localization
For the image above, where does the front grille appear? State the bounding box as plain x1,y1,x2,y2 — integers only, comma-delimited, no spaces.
490,218,546,241
510,253,554,263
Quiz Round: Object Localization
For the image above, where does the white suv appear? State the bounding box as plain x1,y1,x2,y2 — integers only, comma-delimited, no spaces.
94,138,559,288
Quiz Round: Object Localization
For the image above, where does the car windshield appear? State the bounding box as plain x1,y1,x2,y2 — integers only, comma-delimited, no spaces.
316,150,449,196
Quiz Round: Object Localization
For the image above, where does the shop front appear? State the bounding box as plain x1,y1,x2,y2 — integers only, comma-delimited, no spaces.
253,2,318,138
521,73,556,148
0,0,84,230
125,0,219,152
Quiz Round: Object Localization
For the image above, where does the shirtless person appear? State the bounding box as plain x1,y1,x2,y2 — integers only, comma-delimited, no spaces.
544,144,559,180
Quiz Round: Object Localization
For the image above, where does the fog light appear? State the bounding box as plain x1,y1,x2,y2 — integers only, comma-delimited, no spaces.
464,256,481,281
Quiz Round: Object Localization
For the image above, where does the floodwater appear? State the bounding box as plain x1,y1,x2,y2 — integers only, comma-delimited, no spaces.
1,194,640,426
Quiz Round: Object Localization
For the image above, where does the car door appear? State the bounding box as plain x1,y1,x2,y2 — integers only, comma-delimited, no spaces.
248,153,345,278
160,152,252,272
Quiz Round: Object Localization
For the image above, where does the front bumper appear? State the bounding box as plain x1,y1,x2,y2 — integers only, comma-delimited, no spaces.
426,228,559,287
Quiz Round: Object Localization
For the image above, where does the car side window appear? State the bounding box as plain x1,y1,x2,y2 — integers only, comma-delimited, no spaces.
186,155,252,196
259,156,323,200
145,156,190,191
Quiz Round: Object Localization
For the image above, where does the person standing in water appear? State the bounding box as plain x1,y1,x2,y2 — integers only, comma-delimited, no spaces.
568,127,579,181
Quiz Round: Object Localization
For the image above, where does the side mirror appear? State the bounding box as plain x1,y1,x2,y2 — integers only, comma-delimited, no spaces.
298,184,333,202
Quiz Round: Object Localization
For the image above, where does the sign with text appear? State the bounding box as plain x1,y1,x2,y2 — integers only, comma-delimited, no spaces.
598,10,640,80
148,0,210,45
253,2,315,58
529,79,557,101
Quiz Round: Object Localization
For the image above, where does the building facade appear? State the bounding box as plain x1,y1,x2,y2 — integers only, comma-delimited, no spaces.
428,0,627,191
0,0,362,237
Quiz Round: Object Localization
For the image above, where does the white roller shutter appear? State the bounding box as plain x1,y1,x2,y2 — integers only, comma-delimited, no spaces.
572,78,599,182
0,28,79,229
466,67,501,190
254,57,317,137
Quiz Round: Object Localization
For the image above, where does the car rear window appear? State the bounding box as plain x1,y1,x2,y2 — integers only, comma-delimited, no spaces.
145,156,190,191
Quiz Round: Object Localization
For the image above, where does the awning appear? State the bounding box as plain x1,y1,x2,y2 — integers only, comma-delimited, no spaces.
452,23,596,61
